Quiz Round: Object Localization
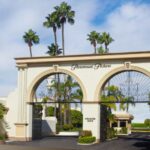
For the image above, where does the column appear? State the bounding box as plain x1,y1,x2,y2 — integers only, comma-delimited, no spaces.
117,120,120,128
15,65,28,141
26,103,33,141
82,103,100,143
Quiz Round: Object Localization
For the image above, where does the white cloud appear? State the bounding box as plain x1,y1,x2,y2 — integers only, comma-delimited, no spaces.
0,1,150,121
101,2,150,51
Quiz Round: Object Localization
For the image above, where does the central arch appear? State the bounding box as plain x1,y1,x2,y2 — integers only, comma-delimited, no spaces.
27,68,87,102
94,65,150,101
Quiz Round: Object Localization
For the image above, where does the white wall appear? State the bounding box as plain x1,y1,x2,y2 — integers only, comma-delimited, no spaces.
5,89,18,138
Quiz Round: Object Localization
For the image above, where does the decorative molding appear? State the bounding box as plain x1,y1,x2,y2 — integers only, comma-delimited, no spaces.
124,62,131,69
53,64,59,72
16,64,28,69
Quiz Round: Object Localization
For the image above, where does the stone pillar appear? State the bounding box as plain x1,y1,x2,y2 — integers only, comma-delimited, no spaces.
26,103,32,141
117,120,120,128
15,65,28,141
82,103,100,143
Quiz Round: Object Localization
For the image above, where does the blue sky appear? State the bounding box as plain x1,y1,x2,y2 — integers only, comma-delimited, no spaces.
0,0,150,122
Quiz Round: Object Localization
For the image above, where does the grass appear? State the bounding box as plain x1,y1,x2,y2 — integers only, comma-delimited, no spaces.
131,123,150,133
131,123,149,128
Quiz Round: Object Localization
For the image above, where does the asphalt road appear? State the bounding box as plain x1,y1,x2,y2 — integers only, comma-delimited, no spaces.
0,133,150,150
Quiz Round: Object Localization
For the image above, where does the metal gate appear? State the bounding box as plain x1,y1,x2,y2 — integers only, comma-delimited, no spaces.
32,104,43,140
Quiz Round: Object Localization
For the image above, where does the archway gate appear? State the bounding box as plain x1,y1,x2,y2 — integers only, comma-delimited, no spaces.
15,51,150,142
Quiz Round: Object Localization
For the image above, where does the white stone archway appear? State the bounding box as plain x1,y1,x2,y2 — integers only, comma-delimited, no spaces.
6,51,150,142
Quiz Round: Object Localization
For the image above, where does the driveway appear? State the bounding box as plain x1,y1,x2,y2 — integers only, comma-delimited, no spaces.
0,133,150,150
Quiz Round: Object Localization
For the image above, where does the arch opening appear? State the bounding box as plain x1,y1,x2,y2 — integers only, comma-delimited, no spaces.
97,67,150,141
29,71,84,139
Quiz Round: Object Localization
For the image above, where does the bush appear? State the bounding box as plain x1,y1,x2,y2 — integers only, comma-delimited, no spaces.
79,130,92,137
120,127,127,134
0,135,5,141
107,128,117,139
63,124,73,131
71,110,83,128
144,119,150,127
46,106,54,116
78,136,96,144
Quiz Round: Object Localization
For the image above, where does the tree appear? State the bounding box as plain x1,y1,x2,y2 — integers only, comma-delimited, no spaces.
144,119,150,128
101,85,127,126
124,96,135,112
97,46,106,54
47,43,62,56
23,29,40,57
49,74,82,126
71,110,83,128
54,2,75,55
100,32,114,53
0,103,7,137
87,31,99,54
43,11,60,48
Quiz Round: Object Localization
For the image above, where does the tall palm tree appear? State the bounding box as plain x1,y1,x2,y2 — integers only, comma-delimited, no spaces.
23,29,40,57
87,31,99,54
43,11,60,48
54,2,75,55
101,32,114,53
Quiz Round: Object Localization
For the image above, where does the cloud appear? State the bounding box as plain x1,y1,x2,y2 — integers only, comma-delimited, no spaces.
0,0,150,122
100,2,150,51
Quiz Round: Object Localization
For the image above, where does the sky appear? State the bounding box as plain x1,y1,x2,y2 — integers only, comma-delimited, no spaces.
0,0,150,122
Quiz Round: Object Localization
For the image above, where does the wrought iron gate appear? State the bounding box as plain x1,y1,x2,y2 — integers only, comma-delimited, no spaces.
32,104,43,140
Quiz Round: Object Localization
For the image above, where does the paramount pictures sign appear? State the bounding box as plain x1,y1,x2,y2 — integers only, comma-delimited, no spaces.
71,63,111,70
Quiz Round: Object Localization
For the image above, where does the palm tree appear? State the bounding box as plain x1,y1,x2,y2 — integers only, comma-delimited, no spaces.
23,29,40,57
47,43,62,56
54,2,75,55
43,11,61,48
50,74,82,125
87,31,99,54
101,32,114,53
125,96,135,112
101,85,127,126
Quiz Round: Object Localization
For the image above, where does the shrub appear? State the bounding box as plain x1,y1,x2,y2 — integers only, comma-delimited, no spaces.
144,119,150,128
0,135,5,141
107,128,117,139
71,110,83,128
78,136,96,144
46,106,54,116
79,130,92,137
63,124,73,131
120,127,127,134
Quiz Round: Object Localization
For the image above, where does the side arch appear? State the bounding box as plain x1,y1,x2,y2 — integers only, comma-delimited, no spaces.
27,68,87,102
94,65,150,101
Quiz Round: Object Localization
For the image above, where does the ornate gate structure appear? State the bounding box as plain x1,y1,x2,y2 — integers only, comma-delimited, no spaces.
9,51,150,142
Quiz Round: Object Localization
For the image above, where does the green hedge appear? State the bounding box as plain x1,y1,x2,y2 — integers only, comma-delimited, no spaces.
132,123,148,128
78,136,96,144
